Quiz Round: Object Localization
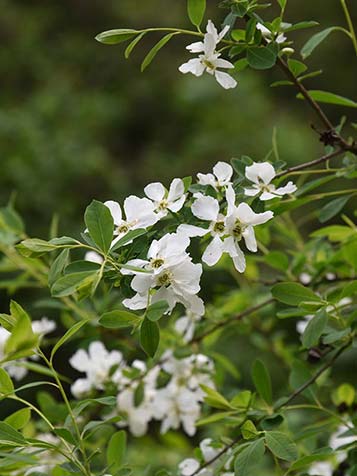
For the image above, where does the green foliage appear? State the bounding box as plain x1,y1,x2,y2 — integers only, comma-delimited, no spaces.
187,0,206,27
140,318,160,357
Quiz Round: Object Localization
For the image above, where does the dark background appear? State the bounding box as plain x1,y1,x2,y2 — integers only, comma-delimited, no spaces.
0,0,356,238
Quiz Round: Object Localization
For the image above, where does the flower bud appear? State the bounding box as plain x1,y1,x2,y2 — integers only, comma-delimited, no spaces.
281,47,294,56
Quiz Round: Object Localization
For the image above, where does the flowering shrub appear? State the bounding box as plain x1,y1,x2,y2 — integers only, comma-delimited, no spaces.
1,1,357,475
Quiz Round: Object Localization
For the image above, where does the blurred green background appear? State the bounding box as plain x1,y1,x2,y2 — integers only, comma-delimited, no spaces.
0,0,356,238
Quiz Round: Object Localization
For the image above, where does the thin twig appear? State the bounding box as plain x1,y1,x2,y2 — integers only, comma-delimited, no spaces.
190,338,352,475
191,298,275,343
276,148,345,178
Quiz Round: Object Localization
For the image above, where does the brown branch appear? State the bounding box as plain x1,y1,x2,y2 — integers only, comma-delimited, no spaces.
190,298,275,344
275,339,352,410
276,148,345,178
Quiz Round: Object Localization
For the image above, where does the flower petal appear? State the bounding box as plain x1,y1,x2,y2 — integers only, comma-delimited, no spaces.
213,161,233,183
192,195,219,221
144,182,165,201
186,41,205,53
104,200,122,225
214,71,237,89
202,235,224,266
223,236,246,273
236,202,274,225
214,58,234,70
167,178,184,202
245,162,276,185
275,181,297,196
242,226,257,252
179,59,205,76
177,224,209,237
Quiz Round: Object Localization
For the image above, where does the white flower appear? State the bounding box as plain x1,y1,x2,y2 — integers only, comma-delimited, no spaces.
179,20,237,89
256,22,287,44
179,458,200,476
116,362,159,437
122,233,204,315
144,178,186,217
180,186,273,272
175,311,202,342
32,317,56,336
224,185,274,272
197,161,233,191
104,197,159,247
153,383,202,435
153,352,215,435
178,193,227,267
85,250,104,264
308,461,333,476
69,341,123,398
244,162,297,200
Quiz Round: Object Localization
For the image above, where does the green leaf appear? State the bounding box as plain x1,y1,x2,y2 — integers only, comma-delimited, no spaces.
147,300,169,321
277,0,287,11
301,309,328,348
5,408,31,430
333,383,355,406
301,27,338,58
84,200,114,253
311,225,355,242
284,21,319,33
234,438,265,476
51,271,97,297
5,302,37,360
48,249,70,287
234,58,249,72
241,420,259,440
140,318,160,357
289,452,333,471
0,422,28,446
297,90,357,108
265,431,298,461
54,428,77,446
187,0,206,27
252,359,272,405
50,320,89,361
99,310,141,329
319,195,352,223
20,238,58,253
125,31,147,59
287,59,307,77
0,368,14,395
95,29,139,45
110,228,146,251
200,384,232,410
247,43,278,70
272,282,320,306
107,430,126,472
141,33,179,72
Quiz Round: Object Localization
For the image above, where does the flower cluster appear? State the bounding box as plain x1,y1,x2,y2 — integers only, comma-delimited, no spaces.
0,317,56,380
94,160,296,319
179,20,237,89
69,342,215,437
